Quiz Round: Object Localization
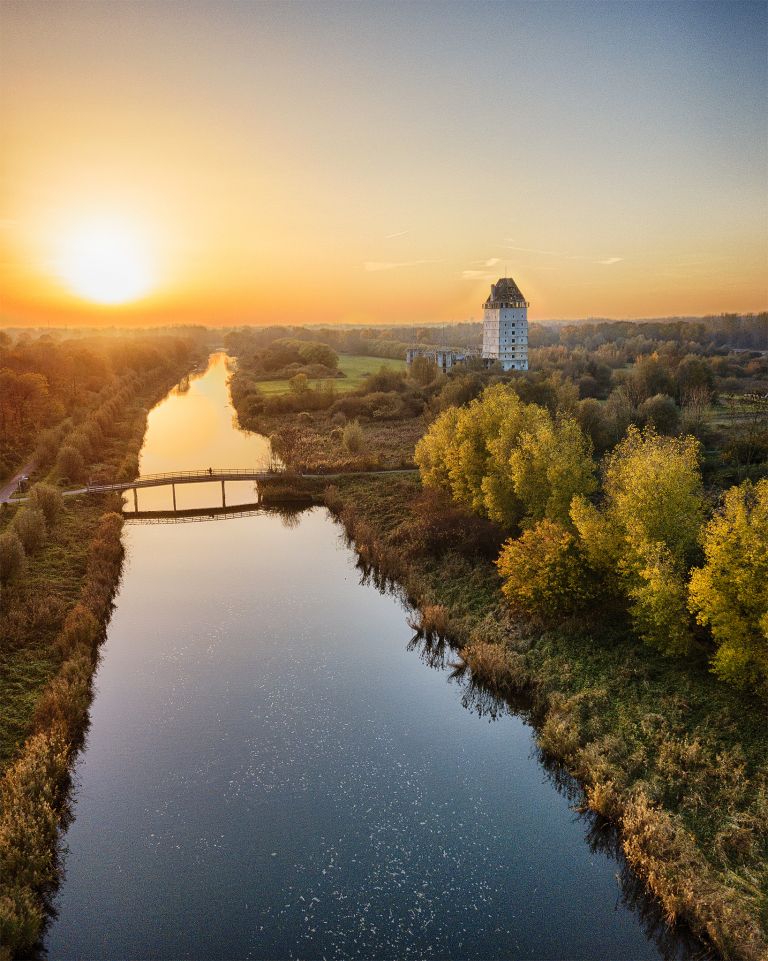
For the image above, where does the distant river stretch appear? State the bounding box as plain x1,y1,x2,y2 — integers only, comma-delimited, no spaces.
46,352,707,960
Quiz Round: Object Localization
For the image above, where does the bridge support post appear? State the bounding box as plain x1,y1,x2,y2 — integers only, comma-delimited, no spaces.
221,479,226,508
133,487,138,512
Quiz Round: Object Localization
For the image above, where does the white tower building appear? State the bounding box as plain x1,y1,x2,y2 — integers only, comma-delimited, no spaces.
481,277,529,371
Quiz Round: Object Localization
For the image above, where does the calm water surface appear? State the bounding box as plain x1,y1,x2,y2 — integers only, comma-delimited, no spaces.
46,353,704,960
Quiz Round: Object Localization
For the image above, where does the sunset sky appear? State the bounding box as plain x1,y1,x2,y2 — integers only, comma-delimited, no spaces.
1,0,766,327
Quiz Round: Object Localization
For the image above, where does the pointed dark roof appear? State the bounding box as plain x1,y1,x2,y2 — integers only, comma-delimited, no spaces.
484,277,528,308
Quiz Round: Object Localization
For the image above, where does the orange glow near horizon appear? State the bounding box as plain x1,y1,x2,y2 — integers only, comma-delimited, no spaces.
1,3,766,327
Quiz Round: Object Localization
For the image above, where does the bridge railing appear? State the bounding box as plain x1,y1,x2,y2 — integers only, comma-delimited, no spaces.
127,466,283,483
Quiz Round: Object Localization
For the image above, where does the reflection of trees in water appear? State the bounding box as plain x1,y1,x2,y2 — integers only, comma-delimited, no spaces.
406,631,452,671
351,542,714,960
277,507,303,529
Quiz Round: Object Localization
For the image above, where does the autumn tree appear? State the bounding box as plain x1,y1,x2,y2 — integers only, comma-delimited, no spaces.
497,519,593,620
415,384,596,529
688,479,768,693
410,355,438,386
571,426,705,654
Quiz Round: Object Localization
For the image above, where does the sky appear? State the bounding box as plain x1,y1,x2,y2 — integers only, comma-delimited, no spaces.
1,0,766,327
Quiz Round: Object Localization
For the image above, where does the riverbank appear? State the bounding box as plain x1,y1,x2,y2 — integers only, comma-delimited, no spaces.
0,357,199,959
320,473,767,961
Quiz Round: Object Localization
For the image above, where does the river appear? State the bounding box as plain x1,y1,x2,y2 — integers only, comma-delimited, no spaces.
45,352,706,960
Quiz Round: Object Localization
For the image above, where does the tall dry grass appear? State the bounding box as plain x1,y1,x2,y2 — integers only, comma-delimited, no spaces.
0,510,125,958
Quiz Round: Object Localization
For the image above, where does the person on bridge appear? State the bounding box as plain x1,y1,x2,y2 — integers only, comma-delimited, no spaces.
208,467,213,475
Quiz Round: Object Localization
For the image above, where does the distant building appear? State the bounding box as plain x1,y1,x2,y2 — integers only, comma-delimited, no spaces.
405,347,477,373
482,277,529,371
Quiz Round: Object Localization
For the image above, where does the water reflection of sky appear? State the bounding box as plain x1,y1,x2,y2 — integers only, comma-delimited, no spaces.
127,352,272,512
47,355,706,961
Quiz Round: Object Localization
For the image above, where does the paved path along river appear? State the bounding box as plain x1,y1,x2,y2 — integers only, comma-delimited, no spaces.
45,353,707,960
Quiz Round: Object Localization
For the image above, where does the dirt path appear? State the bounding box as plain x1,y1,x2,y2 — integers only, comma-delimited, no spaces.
0,459,34,504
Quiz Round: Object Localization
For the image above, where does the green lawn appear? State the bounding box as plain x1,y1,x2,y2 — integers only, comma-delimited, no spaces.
255,354,406,395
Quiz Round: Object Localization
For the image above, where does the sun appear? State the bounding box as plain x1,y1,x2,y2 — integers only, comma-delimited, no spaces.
57,219,153,305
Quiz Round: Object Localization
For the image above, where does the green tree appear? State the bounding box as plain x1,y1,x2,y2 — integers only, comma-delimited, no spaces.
297,342,338,369
638,393,679,435
688,479,768,692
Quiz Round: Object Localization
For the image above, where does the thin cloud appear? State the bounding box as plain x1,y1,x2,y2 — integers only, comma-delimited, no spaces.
364,259,438,272
470,257,500,267
461,269,496,280
504,243,562,256
384,230,408,239
505,242,624,266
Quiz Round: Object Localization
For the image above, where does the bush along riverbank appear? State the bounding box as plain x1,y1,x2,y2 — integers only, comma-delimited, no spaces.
0,352,201,960
323,474,767,961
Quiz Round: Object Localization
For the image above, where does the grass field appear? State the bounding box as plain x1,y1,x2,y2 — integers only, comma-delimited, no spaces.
254,354,406,395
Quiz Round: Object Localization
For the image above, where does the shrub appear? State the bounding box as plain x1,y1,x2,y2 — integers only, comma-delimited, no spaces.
29,483,64,526
430,373,484,414
497,519,593,621
0,725,71,957
410,604,451,639
639,393,680,435
12,508,47,554
389,488,503,559
410,355,438,386
55,445,85,482
357,367,408,394
289,373,308,395
342,419,364,453
0,530,25,584
55,603,100,658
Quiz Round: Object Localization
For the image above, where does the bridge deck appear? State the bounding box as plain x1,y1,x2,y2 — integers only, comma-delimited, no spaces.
5,467,417,504
65,468,280,496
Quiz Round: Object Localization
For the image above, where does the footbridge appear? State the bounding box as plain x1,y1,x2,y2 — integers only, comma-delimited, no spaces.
51,466,416,512
65,467,288,511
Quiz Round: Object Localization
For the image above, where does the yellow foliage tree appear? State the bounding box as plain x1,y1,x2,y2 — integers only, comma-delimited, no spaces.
688,479,768,693
571,426,705,654
415,384,595,528
496,519,593,620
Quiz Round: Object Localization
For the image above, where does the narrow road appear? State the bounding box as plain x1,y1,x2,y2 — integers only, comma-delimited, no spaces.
0,459,34,504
